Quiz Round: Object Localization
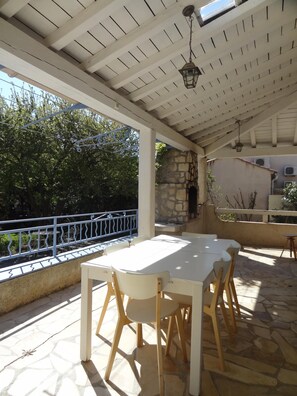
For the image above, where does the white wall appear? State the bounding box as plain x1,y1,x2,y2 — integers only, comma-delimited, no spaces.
208,158,272,209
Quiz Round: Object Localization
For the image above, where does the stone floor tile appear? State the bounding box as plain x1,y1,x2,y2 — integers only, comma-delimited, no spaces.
278,368,297,385
1,247,297,396
201,371,219,396
277,385,297,396
204,354,277,387
223,352,278,375
271,331,297,365
252,325,271,339
213,377,269,396
253,336,278,354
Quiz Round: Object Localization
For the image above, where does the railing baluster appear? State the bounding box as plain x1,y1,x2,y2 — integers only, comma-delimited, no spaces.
53,217,57,257
18,231,22,254
0,209,138,263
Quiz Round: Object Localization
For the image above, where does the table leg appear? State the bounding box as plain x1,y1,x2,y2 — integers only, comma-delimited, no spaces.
80,266,93,361
189,284,203,396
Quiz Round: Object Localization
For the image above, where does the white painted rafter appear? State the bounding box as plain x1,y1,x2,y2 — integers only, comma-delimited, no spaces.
205,89,297,156
82,1,186,73
156,36,297,118
271,116,278,147
140,7,297,111
108,0,277,90
0,17,202,154
0,0,296,160
175,69,297,133
293,118,297,145
0,0,29,18
44,0,130,51
212,145,297,159
191,106,268,143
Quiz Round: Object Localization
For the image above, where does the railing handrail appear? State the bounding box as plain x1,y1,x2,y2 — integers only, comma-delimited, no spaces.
0,209,138,263
0,209,136,226
216,207,297,222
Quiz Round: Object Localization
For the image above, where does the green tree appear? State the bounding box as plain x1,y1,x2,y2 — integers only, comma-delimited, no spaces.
282,183,297,210
0,89,138,219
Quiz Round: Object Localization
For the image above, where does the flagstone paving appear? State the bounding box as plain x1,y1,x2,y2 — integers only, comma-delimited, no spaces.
0,246,297,395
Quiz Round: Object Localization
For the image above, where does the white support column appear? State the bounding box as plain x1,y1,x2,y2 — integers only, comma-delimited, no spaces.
138,127,156,238
198,156,208,205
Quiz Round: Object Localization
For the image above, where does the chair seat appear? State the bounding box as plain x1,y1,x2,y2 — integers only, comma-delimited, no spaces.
105,268,187,396
127,297,179,323
165,292,192,306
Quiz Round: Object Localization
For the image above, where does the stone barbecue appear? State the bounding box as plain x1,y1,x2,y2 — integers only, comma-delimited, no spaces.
155,148,198,224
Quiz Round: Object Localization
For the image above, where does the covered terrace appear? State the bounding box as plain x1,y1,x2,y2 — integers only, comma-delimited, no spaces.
1,1,297,396
1,0,297,237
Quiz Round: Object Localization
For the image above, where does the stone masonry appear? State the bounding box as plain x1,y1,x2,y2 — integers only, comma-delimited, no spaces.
155,148,198,224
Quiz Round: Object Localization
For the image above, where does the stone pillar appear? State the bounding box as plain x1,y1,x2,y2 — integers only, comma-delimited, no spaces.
198,156,208,205
138,127,156,238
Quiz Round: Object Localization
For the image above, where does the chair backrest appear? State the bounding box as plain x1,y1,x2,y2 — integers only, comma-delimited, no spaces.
111,267,170,300
104,241,130,255
211,256,231,308
182,232,218,239
226,244,240,282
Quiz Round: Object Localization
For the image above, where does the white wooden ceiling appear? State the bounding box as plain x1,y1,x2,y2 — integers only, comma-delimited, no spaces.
0,0,297,158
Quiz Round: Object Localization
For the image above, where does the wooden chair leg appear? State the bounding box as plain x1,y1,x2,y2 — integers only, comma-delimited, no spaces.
137,323,143,347
156,321,164,396
186,306,192,323
211,313,225,371
230,280,241,317
96,282,114,335
225,285,237,333
220,301,232,336
175,311,188,362
105,319,125,380
165,316,174,356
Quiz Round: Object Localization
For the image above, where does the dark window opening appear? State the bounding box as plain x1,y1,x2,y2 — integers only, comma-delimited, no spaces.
188,186,197,219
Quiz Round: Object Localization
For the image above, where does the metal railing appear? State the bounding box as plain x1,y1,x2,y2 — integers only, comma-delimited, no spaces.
0,210,138,263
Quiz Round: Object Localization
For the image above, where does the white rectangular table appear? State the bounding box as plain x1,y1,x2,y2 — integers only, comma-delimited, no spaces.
80,235,235,395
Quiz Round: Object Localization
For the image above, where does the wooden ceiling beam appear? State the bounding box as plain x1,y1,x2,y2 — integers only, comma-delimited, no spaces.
205,89,297,156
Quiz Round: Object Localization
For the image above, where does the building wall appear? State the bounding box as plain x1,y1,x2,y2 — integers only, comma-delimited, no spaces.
208,158,272,209
246,157,297,192
269,157,297,190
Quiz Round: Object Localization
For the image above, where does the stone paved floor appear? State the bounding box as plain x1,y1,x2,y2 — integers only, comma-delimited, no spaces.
0,247,297,396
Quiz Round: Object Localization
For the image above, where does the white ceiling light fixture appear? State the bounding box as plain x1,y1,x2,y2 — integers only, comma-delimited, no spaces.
179,5,202,89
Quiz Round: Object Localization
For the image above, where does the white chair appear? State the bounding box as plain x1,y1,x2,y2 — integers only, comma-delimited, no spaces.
203,258,231,371
104,268,187,396
166,254,231,371
182,232,218,238
95,241,130,335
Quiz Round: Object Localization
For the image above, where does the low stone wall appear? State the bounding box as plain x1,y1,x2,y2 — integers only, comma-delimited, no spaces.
184,205,297,248
0,251,103,315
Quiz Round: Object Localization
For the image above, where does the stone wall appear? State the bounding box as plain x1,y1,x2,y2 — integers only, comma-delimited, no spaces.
155,149,198,223
0,250,103,315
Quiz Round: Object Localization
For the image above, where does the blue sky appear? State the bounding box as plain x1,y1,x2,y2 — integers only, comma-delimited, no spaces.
0,71,45,104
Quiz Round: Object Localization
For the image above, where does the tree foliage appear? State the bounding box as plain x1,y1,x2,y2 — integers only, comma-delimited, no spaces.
282,183,297,210
0,89,138,219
